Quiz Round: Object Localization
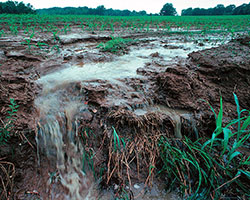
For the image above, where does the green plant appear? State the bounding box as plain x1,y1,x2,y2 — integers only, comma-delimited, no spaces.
36,42,50,52
97,36,134,54
158,94,250,199
62,23,71,34
51,29,61,43
9,25,18,35
0,30,4,37
0,99,19,144
80,128,96,178
22,32,35,51
51,45,60,53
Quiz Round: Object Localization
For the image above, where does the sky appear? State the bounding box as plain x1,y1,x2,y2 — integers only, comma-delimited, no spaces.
2,0,250,14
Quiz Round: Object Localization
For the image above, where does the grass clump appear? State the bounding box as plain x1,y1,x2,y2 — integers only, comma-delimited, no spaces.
0,98,19,145
0,99,18,199
97,36,135,54
158,94,250,199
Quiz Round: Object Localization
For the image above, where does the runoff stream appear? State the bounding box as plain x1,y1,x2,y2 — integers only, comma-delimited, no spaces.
35,37,221,199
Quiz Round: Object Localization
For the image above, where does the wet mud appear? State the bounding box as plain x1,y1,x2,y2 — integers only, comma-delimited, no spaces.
154,37,250,135
0,29,249,199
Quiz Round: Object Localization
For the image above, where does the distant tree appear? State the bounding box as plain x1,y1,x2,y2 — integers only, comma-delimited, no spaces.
213,4,225,15
96,5,105,15
2,0,16,13
37,5,148,16
233,3,250,15
121,9,130,16
139,10,147,16
160,3,177,16
192,8,202,16
0,1,35,14
181,8,192,16
181,3,249,16
225,5,236,15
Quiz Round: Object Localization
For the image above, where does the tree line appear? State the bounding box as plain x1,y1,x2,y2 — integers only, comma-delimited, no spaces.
0,1,250,16
181,3,250,16
0,1,35,14
36,5,148,16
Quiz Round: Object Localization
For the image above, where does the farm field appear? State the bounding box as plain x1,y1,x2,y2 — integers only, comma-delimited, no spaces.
0,14,250,199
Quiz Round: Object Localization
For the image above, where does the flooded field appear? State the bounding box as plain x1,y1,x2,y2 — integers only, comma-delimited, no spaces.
0,16,250,200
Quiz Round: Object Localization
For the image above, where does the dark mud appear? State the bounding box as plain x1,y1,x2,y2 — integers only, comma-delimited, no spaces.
154,37,250,136
0,55,39,199
0,31,249,199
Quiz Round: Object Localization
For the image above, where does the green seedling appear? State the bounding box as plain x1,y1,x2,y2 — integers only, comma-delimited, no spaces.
9,25,18,36
22,32,35,51
39,25,45,32
0,30,5,37
51,45,60,53
62,23,71,34
81,24,85,32
112,127,121,152
51,30,61,43
24,25,30,34
37,42,50,52
0,99,19,144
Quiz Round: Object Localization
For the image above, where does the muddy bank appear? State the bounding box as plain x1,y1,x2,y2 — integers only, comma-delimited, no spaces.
154,36,250,136
0,57,39,199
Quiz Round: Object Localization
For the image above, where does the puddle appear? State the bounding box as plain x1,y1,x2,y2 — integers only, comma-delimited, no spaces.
98,182,180,200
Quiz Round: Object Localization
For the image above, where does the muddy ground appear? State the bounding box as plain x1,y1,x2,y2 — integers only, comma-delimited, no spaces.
0,28,249,199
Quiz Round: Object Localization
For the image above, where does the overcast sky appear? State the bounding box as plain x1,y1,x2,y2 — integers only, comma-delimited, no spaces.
2,0,250,14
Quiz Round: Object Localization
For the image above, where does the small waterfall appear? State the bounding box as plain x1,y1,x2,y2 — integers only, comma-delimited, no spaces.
32,39,209,198
134,105,192,138
36,105,94,199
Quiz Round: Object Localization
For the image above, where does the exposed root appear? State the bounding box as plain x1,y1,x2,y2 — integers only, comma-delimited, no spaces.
105,127,164,188
108,108,174,136
0,160,15,200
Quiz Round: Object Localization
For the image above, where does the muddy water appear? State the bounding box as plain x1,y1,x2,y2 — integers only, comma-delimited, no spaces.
35,38,221,199
98,182,181,200
38,39,217,93
134,105,191,138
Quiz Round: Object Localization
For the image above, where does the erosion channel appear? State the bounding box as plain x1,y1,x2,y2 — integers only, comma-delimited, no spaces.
1,30,250,200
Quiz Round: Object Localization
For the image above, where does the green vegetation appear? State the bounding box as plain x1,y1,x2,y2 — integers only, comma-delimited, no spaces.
0,14,248,55
80,127,96,178
21,31,35,51
160,3,177,16
37,5,148,16
97,37,135,54
182,3,250,16
0,1,35,14
1,1,250,16
0,14,249,35
158,94,250,199
0,99,19,145
79,94,249,199
36,2,250,16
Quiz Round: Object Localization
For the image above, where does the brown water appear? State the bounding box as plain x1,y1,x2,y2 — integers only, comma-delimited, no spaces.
34,37,221,199
134,105,191,138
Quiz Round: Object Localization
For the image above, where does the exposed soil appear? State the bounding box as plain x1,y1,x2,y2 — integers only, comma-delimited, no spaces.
0,28,249,199
154,37,250,135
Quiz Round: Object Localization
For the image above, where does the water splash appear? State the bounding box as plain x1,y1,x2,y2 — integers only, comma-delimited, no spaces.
134,105,191,138
36,105,93,199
